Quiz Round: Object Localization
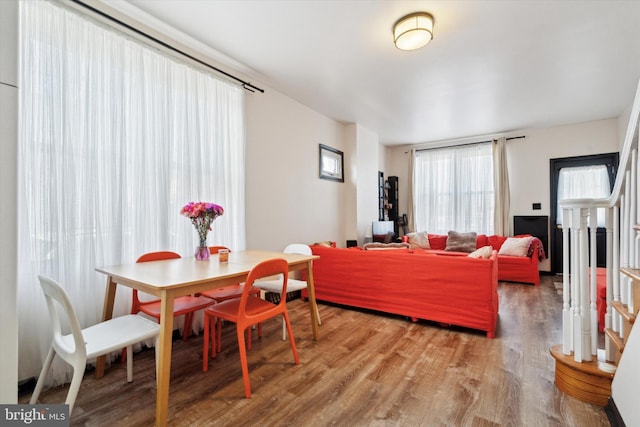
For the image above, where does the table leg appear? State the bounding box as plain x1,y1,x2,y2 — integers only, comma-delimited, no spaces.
305,261,320,340
155,291,174,426
96,276,118,378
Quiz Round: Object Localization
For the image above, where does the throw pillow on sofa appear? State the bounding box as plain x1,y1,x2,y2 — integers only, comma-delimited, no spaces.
406,231,430,249
498,236,532,256
428,234,448,250
468,245,493,259
445,231,478,253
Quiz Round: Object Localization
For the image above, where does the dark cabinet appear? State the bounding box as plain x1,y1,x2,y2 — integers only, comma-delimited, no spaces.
387,176,399,235
378,171,385,221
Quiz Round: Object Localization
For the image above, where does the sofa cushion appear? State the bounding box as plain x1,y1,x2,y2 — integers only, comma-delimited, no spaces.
428,234,448,250
487,235,508,251
476,234,488,248
468,245,493,259
498,236,532,256
406,231,430,249
445,231,478,253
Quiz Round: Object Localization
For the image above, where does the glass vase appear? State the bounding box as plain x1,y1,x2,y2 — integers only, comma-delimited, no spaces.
195,237,210,260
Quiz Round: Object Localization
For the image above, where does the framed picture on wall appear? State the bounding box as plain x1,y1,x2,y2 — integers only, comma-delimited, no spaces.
319,144,344,182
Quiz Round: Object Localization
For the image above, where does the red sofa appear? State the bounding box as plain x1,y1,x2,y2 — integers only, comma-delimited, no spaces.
302,245,499,338
408,234,543,286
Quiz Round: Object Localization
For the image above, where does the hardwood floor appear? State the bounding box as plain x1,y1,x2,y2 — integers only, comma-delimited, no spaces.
22,275,610,426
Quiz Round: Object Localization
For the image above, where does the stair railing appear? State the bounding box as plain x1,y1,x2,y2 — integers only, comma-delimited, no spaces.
559,78,640,363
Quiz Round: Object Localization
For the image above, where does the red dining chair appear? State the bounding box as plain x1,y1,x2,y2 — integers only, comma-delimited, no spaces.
202,258,300,398
131,251,215,340
201,246,261,353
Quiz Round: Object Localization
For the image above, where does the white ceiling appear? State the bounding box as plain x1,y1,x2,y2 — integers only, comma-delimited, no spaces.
114,0,640,146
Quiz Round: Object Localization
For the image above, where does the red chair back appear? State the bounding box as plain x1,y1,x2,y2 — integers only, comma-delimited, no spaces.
132,251,181,311
239,258,288,318
136,251,181,263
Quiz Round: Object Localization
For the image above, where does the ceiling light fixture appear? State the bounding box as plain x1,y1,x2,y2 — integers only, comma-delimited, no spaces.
393,12,434,51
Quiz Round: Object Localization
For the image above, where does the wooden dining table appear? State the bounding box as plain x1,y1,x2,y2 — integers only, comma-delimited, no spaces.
95,249,320,426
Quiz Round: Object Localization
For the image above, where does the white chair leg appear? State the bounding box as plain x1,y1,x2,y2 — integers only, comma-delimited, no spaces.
65,360,86,415
281,302,321,340
126,345,133,382
282,315,287,341
29,347,56,404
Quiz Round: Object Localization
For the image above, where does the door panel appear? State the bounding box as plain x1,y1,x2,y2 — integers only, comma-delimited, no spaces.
549,153,618,274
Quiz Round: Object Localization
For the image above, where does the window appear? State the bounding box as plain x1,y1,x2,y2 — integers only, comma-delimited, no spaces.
557,165,611,227
18,0,245,385
413,143,494,234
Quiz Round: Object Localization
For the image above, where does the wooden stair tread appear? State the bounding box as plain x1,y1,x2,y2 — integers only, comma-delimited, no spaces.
620,267,640,282
611,301,637,323
549,344,614,406
549,345,614,378
604,328,625,352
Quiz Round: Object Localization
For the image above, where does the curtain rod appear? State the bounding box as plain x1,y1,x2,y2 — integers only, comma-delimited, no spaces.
415,135,525,152
71,0,264,93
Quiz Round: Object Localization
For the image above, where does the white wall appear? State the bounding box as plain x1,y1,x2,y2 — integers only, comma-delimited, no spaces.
343,124,358,246
353,124,380,245
508,118,618,219
385,147,411,228
245,86,349,250
0,0,19,404
385,118,620,272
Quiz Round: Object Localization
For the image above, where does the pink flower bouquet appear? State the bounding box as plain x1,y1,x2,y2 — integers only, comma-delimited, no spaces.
181,202,224,260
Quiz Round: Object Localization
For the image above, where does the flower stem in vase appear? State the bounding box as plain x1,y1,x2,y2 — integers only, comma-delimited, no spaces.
195,237,210,260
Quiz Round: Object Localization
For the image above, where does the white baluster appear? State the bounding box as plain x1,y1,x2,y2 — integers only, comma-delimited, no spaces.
605,206,615,361
562,207,572,355
631,149,637,264
589,206,598,356
573,208,583,362
579,208,592,361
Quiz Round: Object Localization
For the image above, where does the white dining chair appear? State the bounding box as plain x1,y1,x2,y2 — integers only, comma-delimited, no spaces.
30,275,161,415
253,243,321,340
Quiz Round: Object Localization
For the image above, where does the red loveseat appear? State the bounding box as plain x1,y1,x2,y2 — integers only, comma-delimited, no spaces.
302,245,499,338
409,233,543,286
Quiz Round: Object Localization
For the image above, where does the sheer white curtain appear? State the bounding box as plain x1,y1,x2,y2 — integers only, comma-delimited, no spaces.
18,0,245,385
413,143,494,234
557,165,611,227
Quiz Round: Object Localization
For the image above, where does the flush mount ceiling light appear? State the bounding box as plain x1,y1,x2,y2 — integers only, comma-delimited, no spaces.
393,12,434,51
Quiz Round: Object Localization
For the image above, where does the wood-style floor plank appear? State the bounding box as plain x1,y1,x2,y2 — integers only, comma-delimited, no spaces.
21,275,610,426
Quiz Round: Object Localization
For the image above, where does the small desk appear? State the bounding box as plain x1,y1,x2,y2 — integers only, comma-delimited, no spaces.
95,250,320,426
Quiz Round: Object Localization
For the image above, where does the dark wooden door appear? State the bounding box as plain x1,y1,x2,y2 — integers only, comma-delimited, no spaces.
549,153,618,274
